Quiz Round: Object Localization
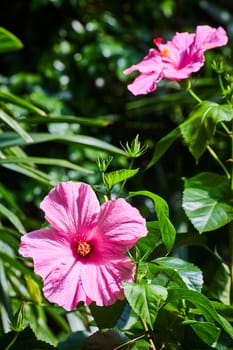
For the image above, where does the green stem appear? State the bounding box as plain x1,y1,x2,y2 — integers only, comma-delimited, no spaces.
113,334,146,350
218,73,226,96
207,145,231,180
186,80,202,103
117,158,135,198
229,221,233,304
4,332,19,350
221,122,231,135
230,119,233,303
140,318,157,350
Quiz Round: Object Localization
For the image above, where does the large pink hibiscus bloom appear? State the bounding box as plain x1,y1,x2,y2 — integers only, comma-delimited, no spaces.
124,25,228,95
19,182,147,310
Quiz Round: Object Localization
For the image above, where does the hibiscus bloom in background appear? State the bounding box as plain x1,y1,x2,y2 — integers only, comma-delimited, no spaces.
123,48,163,95
124,25,228,95
19,182,147,310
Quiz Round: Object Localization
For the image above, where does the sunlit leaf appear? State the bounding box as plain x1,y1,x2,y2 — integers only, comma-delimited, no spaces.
123,282,167,329
0,203,25,233
0,91,46,116
182,172,233,233
0,109,33,143
104,168,139,188
130,339,149,349
154,257,203,292
180,101,233,161
0,156,93,174
129,190,176,252
0,132,126,155
0,27,23,53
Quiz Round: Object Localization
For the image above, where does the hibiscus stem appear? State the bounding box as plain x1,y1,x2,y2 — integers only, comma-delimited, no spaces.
140,318,157,350
207,145,230,180
186,80,202,104
113,333,146,350
4,332,19,350
218,72,227,98
230,119,233,303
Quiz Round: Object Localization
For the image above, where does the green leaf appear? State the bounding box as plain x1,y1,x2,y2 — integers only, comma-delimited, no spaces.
136,221,161,259
23,304,58,346
167,288,233,339
89,300,126,328
123,282,167,329
2,163,51,185
25,115,110,127
147,127,181,169
0,109,33,143
104,168,139,188
0,156,93,174
183,320,220,347
0,27,23,53
58,331,88,350
0,91,46,116
0,327,55,349
182,172,233,233
0,227,19,250
0,132,126,155
0,203,25,233
211,301,233,322
0,251,35,276
130,339,150,349
206,256,231,305
180,101,233,161
129,190,176,252
137,258,203,292
154,257,203,292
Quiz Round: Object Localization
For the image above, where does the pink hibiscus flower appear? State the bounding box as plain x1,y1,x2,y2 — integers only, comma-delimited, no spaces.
123,48,164,95
124,25,228,95
19,182,147,310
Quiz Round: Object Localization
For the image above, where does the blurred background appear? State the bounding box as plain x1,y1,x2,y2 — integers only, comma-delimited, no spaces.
0,0,232,227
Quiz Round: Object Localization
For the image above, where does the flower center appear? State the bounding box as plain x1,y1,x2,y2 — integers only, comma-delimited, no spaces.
77,242,91,257
160,47,169,57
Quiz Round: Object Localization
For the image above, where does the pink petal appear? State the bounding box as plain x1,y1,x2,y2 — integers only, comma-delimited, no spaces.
19,227,91,310
43,260,92,310
163,56,204,80
170,32,195,51
40,182,100,240
124,49,162,74
81,257,136,306
88,198,147,261
194,25,228,51
127,72,161,95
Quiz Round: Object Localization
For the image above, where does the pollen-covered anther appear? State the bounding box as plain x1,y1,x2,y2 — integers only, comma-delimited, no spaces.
77,241,91,257
160,47,169,57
